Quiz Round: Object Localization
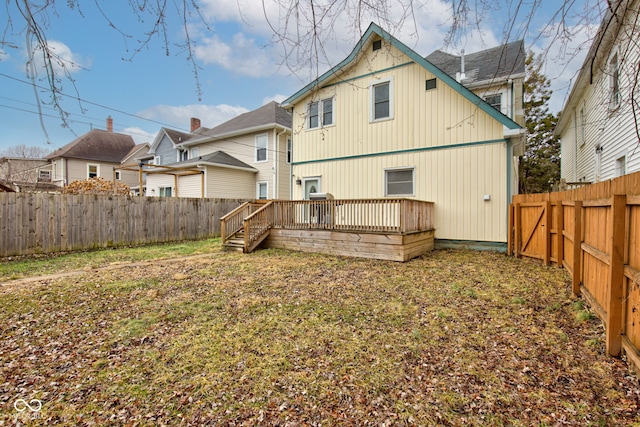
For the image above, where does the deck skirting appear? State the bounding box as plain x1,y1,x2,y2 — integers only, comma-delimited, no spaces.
262,228,435,262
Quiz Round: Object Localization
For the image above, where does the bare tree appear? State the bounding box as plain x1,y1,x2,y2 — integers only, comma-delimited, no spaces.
1,1,629,127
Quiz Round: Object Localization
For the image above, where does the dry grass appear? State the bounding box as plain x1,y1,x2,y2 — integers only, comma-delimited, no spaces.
1,245,638,426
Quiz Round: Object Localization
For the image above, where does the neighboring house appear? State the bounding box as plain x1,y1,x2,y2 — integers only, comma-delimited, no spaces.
145,102,292,199
0,157,55,192
556,0,639,184
46,117,139,189
280,22,525,248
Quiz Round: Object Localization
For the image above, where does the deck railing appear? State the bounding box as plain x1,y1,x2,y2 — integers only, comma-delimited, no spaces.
220,200,269,245
243,201,274,252
271,198,434,233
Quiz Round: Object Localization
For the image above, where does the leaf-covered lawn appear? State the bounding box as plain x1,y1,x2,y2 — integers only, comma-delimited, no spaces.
1,247,638,426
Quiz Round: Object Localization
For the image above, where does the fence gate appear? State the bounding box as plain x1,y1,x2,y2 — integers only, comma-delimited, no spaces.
511,201,551,263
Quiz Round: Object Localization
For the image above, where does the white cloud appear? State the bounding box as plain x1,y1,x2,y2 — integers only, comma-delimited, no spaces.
262,94,288,105
123,127,157,145
29,40,90,75
138,103,249,131
194,33,278,78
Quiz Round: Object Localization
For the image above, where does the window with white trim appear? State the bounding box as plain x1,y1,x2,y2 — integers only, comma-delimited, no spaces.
485,94,502,112
286,138,292,164
385,167,414,196
158,186,172,197
115,171,121,180
191,147,199,158
610,53,621,109
38,170,51,182
307,97,334,129
371,80,392,121
178,149,188,162
88,164,98,179
257,182,268,200
255,134,268,162
615,155,626,177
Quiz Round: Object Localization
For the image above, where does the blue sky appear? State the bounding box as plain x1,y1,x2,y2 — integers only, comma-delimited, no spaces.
0,0,604,155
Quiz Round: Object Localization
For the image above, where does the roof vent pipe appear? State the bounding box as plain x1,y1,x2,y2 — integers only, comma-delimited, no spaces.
459,49,466,82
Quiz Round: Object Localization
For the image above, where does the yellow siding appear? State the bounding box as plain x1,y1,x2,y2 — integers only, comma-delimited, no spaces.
290,40,512,243
292,142,507,242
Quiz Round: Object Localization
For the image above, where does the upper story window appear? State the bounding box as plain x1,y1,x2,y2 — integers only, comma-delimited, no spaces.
88,164,98,179
485,94,502,112
308,97,334,129
255,134,268,162
286,138,292,164
609,53,621,110
371,80,392,121
191,147,199,158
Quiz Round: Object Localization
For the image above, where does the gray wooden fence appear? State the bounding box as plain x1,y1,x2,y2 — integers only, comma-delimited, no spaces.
0,193,248,257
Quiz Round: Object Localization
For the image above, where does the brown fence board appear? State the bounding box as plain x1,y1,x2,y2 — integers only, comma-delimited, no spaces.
510,170,640,367
0,193,247,257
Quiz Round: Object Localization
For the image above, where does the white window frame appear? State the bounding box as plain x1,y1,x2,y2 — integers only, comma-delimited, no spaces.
87,164,99,179
152,156,160,165
257,181,268,200
384,167,415,197
307,97,335,129
191,147,199,158
158,186,173,197
178,149,188,162
370,79,393,122
255,133,268,163
38,170,51,182
286,138,292,164
609,52,621,110
615,152,627,177
485,93,502,113
115,170,121,180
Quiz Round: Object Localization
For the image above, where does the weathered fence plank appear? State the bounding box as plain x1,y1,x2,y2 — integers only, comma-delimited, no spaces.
0,193,247,257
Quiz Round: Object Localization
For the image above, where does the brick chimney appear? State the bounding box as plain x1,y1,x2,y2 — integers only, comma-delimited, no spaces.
106,116,113,132
190,117,201,132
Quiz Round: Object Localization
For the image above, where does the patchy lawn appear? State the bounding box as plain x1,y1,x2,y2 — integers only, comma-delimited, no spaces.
1,247,638,426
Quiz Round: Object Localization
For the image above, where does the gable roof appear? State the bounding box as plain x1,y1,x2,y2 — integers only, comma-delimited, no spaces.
182,102,291,146
281,22,521,130
426,40,525,86
46,129,135,163
166,150,257,172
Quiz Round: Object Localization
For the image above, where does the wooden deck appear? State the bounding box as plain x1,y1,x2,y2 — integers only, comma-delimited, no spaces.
221,199,435,262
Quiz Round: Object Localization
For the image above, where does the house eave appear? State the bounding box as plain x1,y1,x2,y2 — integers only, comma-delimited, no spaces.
182,123,290,147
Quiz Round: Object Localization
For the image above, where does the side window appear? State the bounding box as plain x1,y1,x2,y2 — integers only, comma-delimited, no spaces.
609,53,621,109
255,134,268,162
485,94,502,112
385,168,414,196
307,97,334,129
158,186,172,197
257,182,268,199
371,80,392,121
286,138,292,164
88,164,98,178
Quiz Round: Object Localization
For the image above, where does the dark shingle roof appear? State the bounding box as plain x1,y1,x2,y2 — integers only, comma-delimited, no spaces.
163,128,193,145
426,40,525,85
201,101,291,139
46,130,135,163
168,150,256,171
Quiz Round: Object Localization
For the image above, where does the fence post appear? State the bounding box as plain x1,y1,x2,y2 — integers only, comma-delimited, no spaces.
572,201,582,296
507,203,514,256
606,194,626,356
556,201,564,267
544,201,552,265
514,203,521,258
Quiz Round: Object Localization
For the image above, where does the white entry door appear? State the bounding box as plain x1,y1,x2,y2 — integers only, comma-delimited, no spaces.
303,177,320,199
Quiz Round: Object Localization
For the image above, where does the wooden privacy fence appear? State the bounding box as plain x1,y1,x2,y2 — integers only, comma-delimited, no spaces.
508,171,640,371
0,193,247,257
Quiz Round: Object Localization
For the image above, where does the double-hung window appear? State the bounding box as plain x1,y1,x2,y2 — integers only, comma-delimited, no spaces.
257,182,268,199
385,167,414,196
371,80,392,121
307,97,334,129
255,134,268,162
610,53,621,110
88,164,98,179
485,94,502,112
